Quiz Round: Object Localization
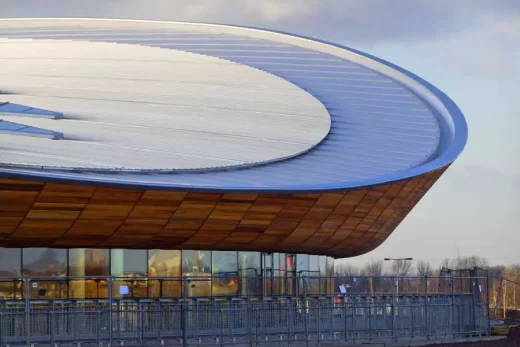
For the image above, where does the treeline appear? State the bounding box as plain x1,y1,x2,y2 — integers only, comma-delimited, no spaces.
335,255,493,277
334,255,520,312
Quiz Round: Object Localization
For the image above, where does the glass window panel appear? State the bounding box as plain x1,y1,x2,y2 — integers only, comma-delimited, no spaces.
23,248,67,299
182,250,211,297
111,249,148,298
69,249,109,299
297,254,309,295
148,249,181,298
239,252,261,296
274,253,285,296
262,253,273,297
297,254,309,274
0,248,21,299
320,256,327,294
327,257,334,295
308,255,320,295
212,251,238,296
286,254,296,296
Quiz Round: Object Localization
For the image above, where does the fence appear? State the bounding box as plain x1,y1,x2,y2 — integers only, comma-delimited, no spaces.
490,277,520,320
0,275,489,346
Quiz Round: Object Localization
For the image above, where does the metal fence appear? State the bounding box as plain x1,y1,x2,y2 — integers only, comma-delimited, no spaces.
490,277,520,320
0,275,490,346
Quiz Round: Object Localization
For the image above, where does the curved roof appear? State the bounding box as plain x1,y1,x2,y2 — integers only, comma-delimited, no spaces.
0,18,468,192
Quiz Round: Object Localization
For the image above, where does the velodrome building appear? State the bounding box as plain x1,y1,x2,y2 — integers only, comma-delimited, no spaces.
0,19,467,299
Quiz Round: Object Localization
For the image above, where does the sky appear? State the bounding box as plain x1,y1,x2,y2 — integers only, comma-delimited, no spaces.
1,0,519,268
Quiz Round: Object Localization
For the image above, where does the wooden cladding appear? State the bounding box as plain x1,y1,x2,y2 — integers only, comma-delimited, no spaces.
0,167,447,257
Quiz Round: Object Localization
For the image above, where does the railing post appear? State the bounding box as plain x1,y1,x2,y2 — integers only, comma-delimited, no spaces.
24,277,30,347
303,275,309,347
181,276,188,347
425,275,429,340
108,276,113,346
220,309,224,347
247,277,253,347
391,275,396,342
487,275,491,335
343,295,348,345
451,276,456,338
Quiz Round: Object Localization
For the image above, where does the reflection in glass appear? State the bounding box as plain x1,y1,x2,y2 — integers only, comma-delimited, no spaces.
297,254,309,295
308,255,320,294
23,248,67,299
327,257,335,295
212,251,238,296
273,253,283,296
182,250,211,297
262,253,273,296
148,249,181,297
320,256,327,294
0,248,21,299
69,249,109,298
239,252,261,296
286,254,296,296
111,249,147,298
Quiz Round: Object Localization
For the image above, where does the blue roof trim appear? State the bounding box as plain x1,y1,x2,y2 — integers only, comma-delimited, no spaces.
0,19,467,192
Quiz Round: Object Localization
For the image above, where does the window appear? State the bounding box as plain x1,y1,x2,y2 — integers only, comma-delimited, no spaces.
0,248,21,299
308,255,320,295
68,249,109,298
320,256,327,294
212,251,238,296
273,253,284,296
148,249,181,297
182,250,211,297
297,254,309,295
22,248,67,299
238,252,261,296
111,249,148,298
327,257,334,295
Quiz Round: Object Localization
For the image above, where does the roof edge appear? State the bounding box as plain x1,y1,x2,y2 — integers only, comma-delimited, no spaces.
0,18,468,192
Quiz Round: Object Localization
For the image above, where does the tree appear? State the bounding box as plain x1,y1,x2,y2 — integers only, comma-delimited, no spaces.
335,263,361,276
391,259,412,276
416,260,433,277
363,260,384,293
453,255,489,270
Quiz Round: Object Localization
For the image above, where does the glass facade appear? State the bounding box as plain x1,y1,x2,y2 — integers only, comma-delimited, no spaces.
0,248,334,299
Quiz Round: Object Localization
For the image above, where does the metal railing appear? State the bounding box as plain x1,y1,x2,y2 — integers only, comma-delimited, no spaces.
0,275,489,346
490,277,520,320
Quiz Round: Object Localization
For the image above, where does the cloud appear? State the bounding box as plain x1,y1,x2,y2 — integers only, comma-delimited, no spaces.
414,14,520,75
1,0,519,43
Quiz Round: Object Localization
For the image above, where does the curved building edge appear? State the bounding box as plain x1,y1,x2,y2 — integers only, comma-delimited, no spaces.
0,18,468,193
0,166,447,258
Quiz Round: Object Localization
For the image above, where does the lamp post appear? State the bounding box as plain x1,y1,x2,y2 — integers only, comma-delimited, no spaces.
384,258,413,295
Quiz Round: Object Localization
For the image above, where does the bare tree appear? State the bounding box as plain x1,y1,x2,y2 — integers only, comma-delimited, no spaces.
439,258,452,273
335,263,361,276
363,260,384,293
416,260,433,277
363,260,384,276
391,259,412,276
453,255,489,270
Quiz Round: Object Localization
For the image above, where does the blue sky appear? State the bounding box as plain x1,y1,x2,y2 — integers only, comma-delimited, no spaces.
1,0,519,267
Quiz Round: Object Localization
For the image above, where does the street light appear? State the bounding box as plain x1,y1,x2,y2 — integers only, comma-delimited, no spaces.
384,258,413,295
